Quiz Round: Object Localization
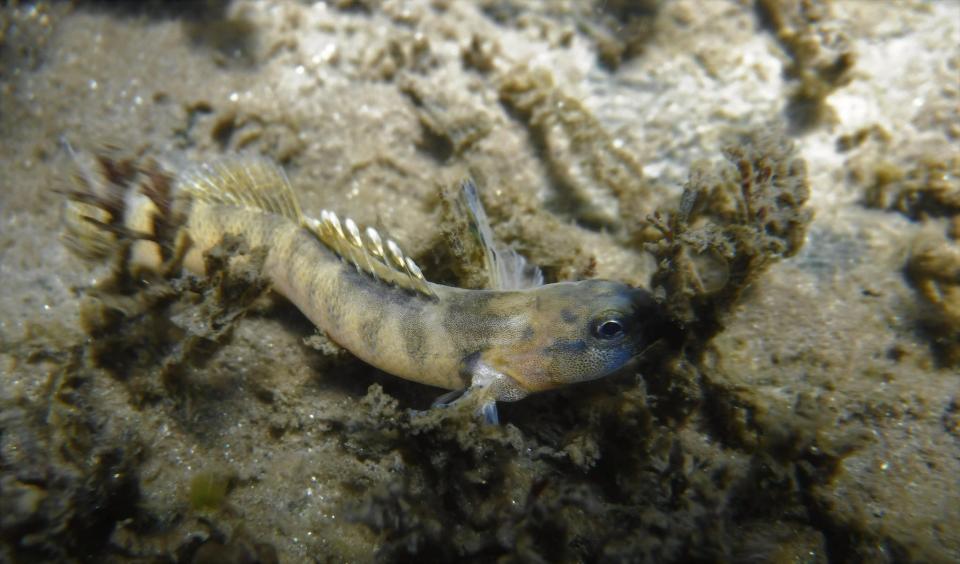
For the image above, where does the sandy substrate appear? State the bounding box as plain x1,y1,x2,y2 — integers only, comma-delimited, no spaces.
1,1,958,562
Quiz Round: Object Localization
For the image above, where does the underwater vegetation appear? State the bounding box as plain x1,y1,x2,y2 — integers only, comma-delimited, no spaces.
1,0,957,562
844,128,960,365
905,229,960,366
755,0,856,131
646,130,812,343
496,63,651,230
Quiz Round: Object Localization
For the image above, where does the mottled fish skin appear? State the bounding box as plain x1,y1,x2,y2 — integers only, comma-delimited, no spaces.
63,157,660,408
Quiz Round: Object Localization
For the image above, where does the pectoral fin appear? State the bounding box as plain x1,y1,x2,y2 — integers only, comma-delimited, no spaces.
430,386,500,425
479,401,499,425
429,352,534,424
432,388,467,408
464,351,531,402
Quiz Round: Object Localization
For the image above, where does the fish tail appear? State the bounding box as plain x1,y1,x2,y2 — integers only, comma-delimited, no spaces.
61,147,184,274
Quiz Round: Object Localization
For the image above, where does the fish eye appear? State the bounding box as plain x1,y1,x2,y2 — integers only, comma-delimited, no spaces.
593,317,626,340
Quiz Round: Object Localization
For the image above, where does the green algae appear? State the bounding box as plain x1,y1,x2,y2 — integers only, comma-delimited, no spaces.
189,469,232,511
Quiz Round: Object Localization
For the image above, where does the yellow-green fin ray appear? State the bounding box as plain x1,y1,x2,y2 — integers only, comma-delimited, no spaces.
179,159,303,222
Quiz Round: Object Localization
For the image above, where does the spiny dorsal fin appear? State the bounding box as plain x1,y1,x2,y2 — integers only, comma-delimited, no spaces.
179,159,302,222
305,211,437,299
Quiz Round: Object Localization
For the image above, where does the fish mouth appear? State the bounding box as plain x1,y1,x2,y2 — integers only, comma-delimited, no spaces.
628,286,659,316
626,286,671,352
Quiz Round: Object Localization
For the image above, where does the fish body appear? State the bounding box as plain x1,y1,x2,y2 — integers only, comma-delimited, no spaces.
64,157,659,421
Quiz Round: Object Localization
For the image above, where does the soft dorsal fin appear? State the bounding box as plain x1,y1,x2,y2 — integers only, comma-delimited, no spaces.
305,211,437,299
179,159,303,222
180,159,434,298
460,179,543,290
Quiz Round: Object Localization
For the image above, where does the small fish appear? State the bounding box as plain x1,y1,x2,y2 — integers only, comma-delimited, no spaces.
63,155,662,423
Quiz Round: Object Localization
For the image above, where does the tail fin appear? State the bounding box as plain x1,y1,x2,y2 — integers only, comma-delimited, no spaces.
61,148,180,274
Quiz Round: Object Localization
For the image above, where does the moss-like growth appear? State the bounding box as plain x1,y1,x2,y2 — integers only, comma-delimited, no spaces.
0,355,143,561
340,370,842,562
498,64,654,231
400,77,493,163
906,232,960,366
645,130,812,344
579,0,662,70
471,0,661,70
849,140,959,364
862,154,960,221
755,0,856,130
